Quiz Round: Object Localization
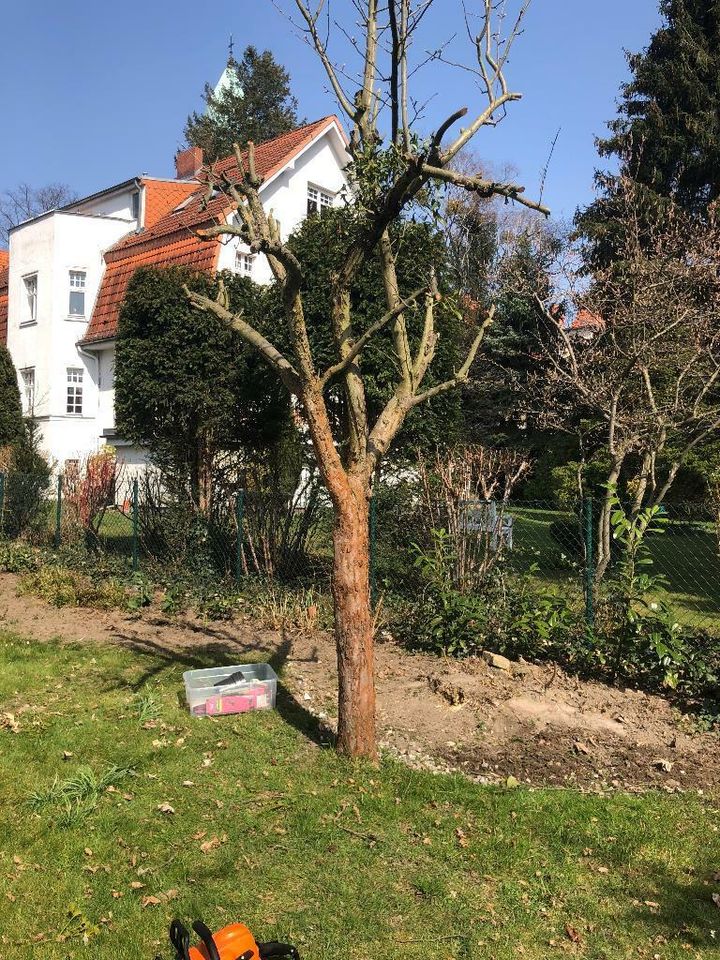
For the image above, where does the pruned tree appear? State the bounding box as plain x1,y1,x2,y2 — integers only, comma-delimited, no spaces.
0,183,77,246
532,177,720,582
186,0,548,758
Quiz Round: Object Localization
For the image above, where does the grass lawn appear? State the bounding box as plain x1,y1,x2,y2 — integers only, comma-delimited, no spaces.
1,632,719,959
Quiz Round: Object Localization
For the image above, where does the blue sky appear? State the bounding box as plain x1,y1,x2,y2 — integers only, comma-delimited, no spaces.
0,1,661,221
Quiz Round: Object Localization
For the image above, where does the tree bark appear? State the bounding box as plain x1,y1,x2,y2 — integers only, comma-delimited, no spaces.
595,452,626,584
331,473,376,759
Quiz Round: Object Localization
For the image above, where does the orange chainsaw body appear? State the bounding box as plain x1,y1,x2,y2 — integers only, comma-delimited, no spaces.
187,923,259,960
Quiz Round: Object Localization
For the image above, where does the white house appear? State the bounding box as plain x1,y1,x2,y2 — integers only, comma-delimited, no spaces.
0,115,349,474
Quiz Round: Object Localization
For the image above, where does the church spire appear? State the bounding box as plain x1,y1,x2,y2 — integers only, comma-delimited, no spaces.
211,39,243,104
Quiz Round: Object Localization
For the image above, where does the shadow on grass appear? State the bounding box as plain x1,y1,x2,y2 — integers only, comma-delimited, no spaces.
618,868,718,951
108,624,332,748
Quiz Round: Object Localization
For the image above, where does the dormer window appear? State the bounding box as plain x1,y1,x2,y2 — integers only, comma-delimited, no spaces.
131,190,141,220
307,185,333,216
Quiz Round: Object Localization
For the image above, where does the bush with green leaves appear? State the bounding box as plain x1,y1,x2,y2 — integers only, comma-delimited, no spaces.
115,266,290,515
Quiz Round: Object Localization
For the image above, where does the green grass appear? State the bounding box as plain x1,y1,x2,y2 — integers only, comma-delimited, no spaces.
0,632,719,958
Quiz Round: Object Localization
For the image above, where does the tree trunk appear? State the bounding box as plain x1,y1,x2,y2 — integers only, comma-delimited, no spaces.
595,452,626,584
331,474,377,759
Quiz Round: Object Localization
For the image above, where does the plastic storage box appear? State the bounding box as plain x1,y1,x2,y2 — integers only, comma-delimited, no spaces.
183,663,278,717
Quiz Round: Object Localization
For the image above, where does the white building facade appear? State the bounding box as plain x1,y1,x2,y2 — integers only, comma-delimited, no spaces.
0,117,349,474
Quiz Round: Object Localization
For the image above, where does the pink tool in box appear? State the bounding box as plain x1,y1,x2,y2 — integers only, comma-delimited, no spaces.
183,663,278,718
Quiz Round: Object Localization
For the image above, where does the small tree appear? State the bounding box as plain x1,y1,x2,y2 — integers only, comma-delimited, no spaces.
185,46,300,163
115,266,290,515
63,448,119,547
532,178,720,582
0,344,25,447
187,0,547,757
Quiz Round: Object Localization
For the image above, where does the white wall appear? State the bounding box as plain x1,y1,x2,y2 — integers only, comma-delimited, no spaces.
69,184,139,223
216,127,349,283
7,211,132,469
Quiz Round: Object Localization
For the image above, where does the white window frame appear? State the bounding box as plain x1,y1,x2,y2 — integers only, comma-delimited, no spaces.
66,367,84,416
20,367,35,415
235,251,256,277
68,270,87,318
22,273,38,325
307,185,334,216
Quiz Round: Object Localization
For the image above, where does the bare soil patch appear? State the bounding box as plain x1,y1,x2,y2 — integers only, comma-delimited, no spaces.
1,571,717,794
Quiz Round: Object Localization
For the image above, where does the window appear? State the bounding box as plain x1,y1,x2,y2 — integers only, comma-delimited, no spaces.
131,190,140,220
307,185,333,216
20,368,35,414
23,274,37,324
66,368,83,415
69,270,86,317
235,251,255,277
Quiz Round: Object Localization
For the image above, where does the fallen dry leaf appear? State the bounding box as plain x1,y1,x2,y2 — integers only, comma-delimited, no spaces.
455,828,469,848
157,802,175,816
130,881,145,890
1,713,19,734
573,741,591,755
200,837,222,854
565,923,582,945
712,893,720,909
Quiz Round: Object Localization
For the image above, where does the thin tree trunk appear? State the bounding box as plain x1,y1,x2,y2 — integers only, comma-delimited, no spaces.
595,452,625,584
331,474,376,759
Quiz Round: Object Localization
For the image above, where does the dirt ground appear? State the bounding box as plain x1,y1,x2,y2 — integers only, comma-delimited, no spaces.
1,571,718,795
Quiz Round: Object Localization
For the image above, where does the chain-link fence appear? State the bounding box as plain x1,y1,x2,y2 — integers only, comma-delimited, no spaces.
0,469,719,635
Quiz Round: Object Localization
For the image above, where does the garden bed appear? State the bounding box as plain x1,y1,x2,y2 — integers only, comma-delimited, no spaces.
0,571,718,796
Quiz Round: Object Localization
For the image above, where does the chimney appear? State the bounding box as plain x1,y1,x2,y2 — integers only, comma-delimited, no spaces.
175,146,204,180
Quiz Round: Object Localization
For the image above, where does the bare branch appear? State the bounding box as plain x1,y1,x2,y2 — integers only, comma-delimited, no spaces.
184,284,302,395
408,304,495,407
321,284,429,387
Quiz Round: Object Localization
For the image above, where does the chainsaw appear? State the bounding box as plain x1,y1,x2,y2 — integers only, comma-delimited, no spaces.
167,919,300,960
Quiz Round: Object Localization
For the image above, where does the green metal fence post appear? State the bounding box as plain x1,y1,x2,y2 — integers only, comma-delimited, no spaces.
369,493,377,605
235,489,245,585
584,497,594,628
54,474,63,549
0,472,5,535
132,478,139,573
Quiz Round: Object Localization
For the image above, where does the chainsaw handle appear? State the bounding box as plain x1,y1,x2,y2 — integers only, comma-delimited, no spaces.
169,920,191,960
258,942,300,960
192,920,221,960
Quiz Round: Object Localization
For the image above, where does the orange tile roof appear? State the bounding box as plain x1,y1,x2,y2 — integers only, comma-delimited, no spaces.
141,179,199,228
86,233,221,343
83,117,341,344
0,254,8,346
570,308,605,332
